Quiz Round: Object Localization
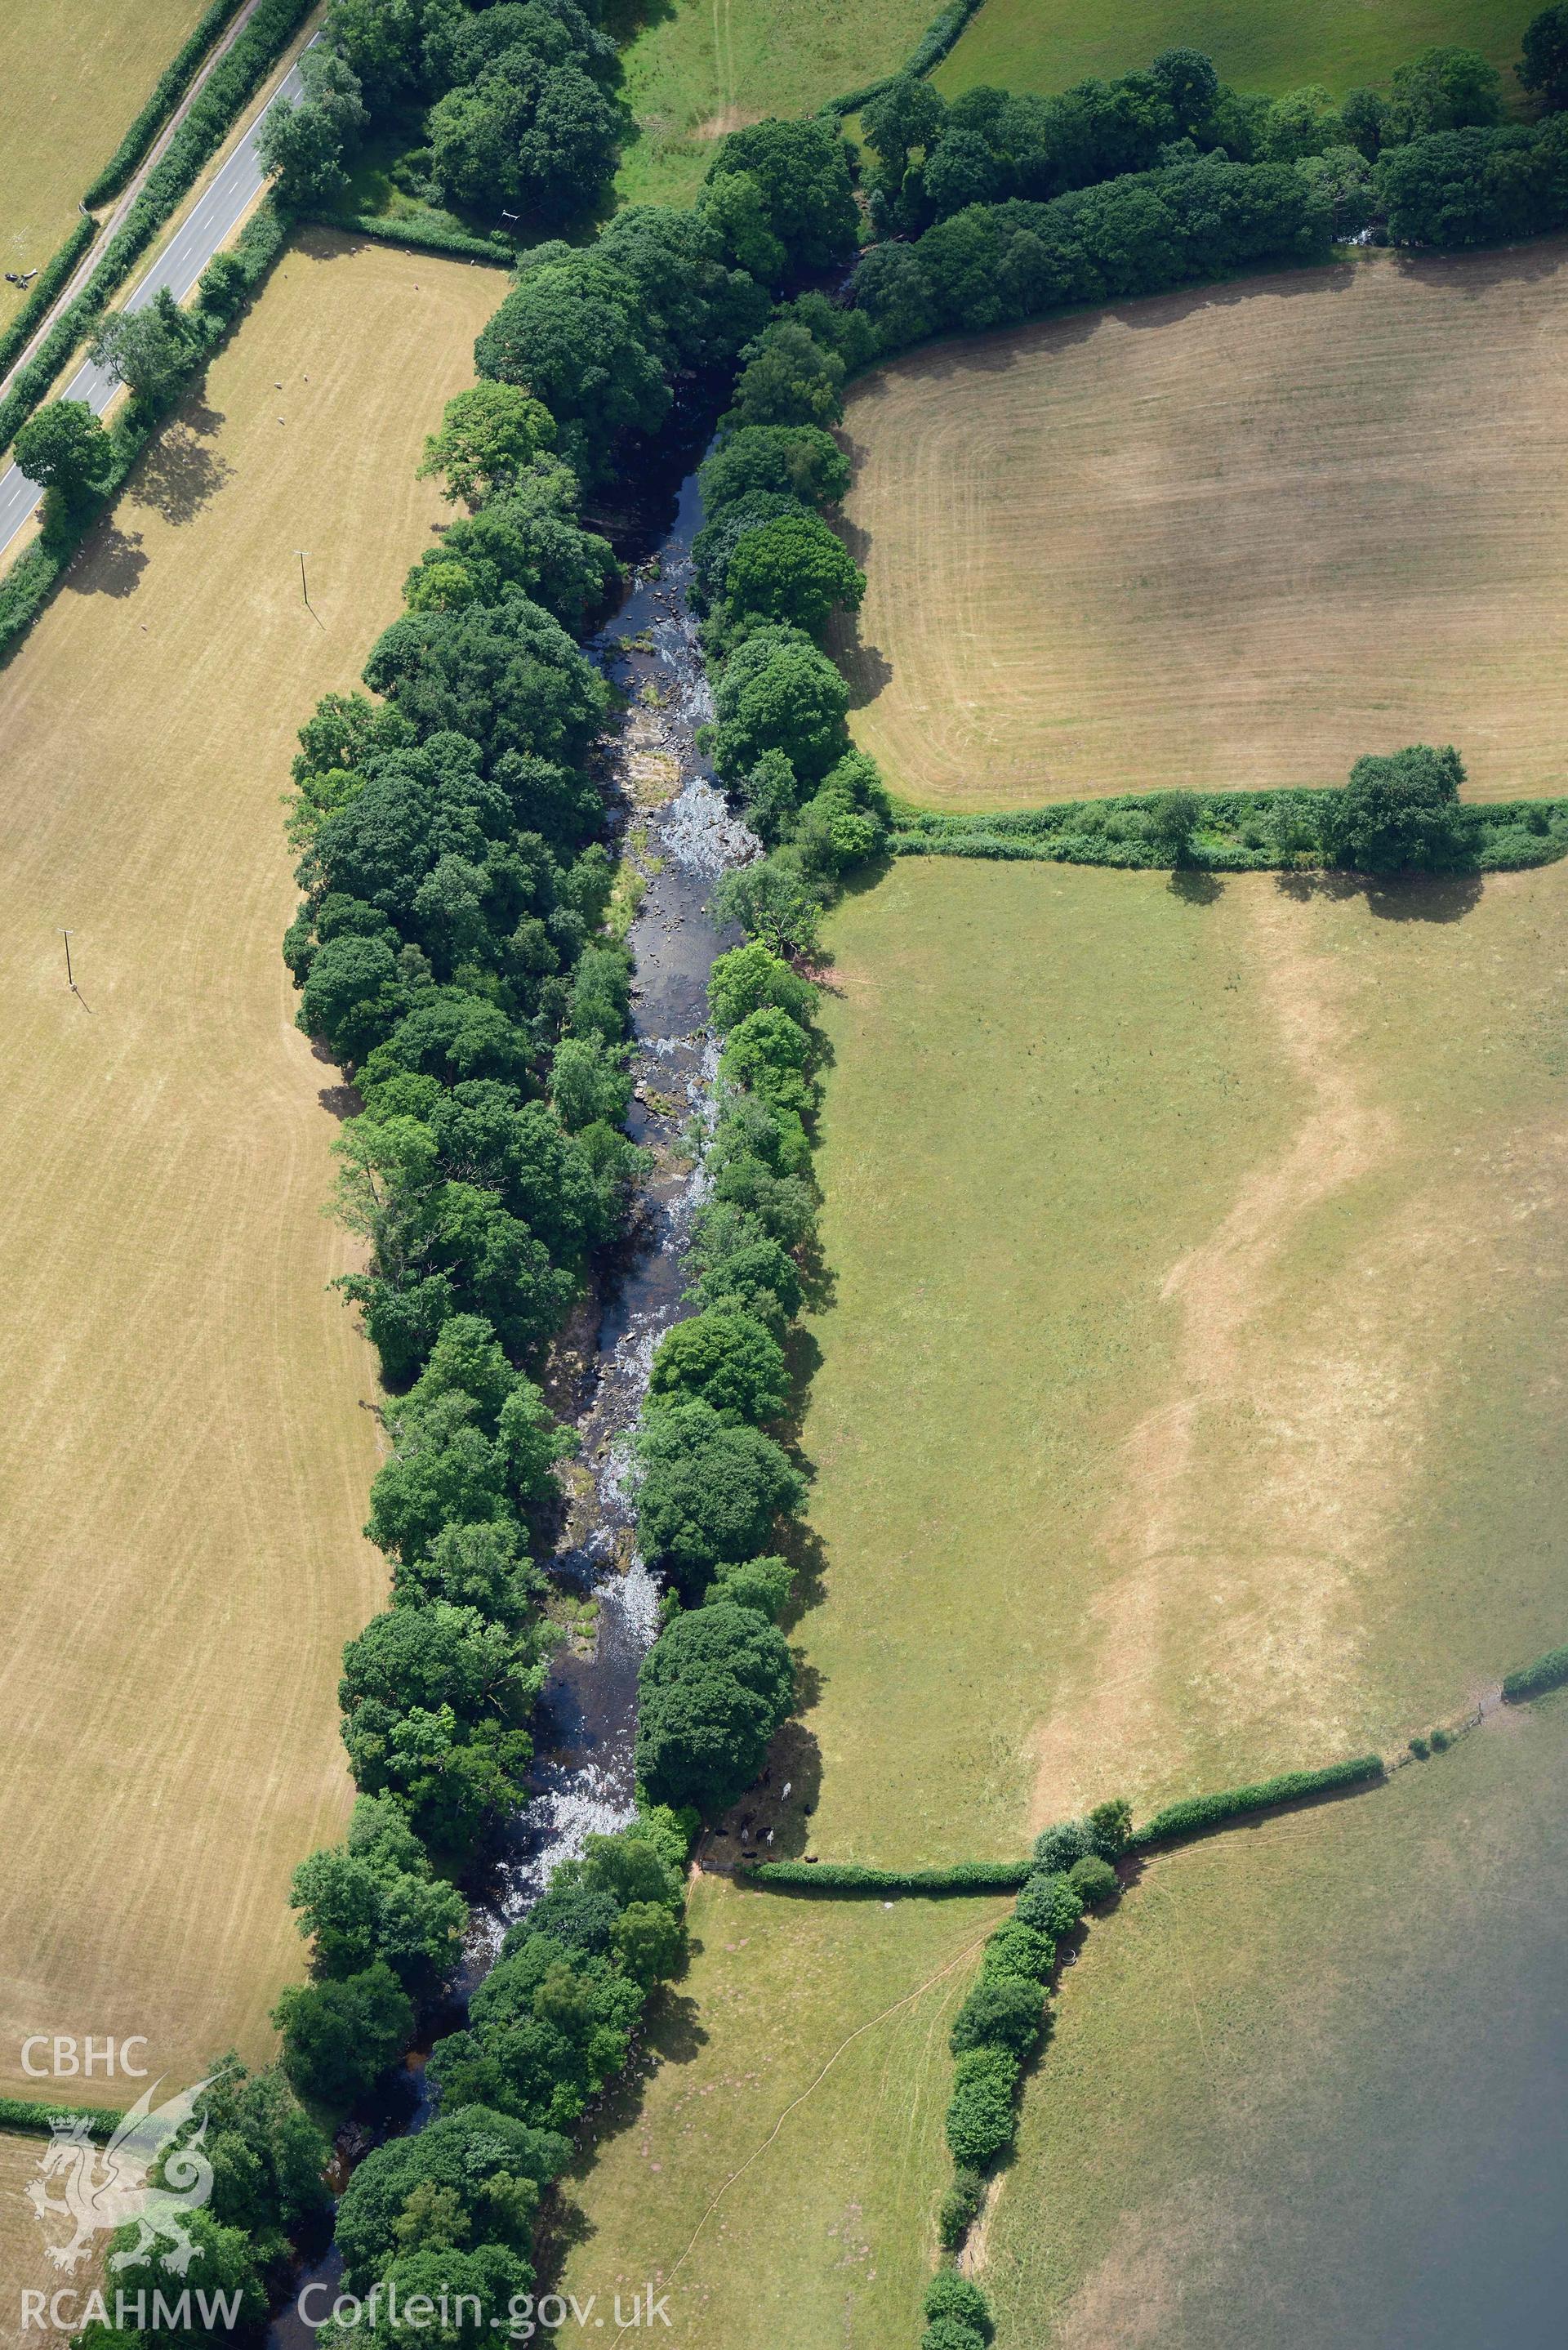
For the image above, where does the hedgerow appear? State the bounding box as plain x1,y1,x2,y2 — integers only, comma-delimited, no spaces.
0,203,287,666
746,1858,1032,1893
1502,1643,1568,1702
0,0,316,461
0,217,95,387
82,0,250,207
1129,1755,1385,1848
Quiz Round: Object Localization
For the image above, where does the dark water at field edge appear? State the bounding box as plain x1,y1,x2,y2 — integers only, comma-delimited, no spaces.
268,457,757,2344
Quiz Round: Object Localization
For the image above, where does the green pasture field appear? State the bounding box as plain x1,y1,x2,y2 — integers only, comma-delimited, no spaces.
558,854,1568,2342
611,0,936,207
982,1693,1568,2345
935,0,1536,105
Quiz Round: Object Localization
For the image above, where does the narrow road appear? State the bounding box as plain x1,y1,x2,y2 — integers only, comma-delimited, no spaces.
0,47,311,564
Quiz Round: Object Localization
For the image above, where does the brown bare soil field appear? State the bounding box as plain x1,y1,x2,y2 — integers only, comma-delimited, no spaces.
0,230,502,2103
835,243,1568,808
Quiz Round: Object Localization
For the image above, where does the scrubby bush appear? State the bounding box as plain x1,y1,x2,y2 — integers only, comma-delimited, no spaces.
1067,1853,1119,1907
938,2167,987,2250
944,2045,1021,2169
924,2272,995,2341
949,1975,1045,2058
980,1917,1056,1983
1014,1869,1085,1939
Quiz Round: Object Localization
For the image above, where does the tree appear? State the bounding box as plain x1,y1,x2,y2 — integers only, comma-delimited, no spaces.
427,50,625,221
949,1973,1045,2059
1387,44,1503,140
711,849,826,961
176,2060,331,2252
550,1032,630,1130
324,0,424,111
88,289,198,412
709,623,850,787
13,399,114,506
96,2212,267,2344
724,319,845,430
698,167,787,283
706,115,859,274
256,47,367,207
611,1898,686,1987
474,262,670,479
1329,742,1466,872
648,1307,790,1424
362,595,608,767
1263,85,1345,163
297,930,406,1064
708,939,817,1032
290,1795,468,1990
273,1960,414,2107
1149,46,1220,134
334,2106,566,2290
1521,4,1568,107
1147,788,1202,864
404,460,620,633
634,1398,805,1590
635,1599,795,1812
721,509,866,640
699,424,850,519
417,382,555,506
1295,143,1376,238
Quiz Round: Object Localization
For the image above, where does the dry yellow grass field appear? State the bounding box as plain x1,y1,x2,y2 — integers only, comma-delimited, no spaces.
835,243,1568,809
0,2130,82,2345
0,229,504,2105
0,0,211,327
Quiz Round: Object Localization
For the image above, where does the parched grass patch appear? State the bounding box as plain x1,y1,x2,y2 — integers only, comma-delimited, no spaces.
986,1696,1568,2347
0,2129,91,2343
835,244,1568,809
0,231,498,2104
559,854,1568,2339
786,858,1568,1862
612,0,936,208
934,0,1535,106
0,0,212,327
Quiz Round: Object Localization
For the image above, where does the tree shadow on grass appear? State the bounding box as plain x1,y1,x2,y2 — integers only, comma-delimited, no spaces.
1274,866,1485,923
62,522,147,600
132,399,233,525
1168,865,1224,906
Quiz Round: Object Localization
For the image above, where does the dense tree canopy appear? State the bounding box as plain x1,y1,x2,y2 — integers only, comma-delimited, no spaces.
704,115,859,278
634,1398,805,1590
13,399,114,505
1328,742,1466,872
635,1599,795,1813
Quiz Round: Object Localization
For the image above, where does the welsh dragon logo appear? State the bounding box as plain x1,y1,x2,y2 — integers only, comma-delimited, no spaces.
27,2074,220,2276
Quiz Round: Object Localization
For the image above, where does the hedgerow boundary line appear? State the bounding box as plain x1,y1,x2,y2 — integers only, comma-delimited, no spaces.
0,0,317,465
733,1652,1567,2343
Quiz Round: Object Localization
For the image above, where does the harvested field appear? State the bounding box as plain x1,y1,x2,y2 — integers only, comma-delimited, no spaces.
0,0,211,328
0,2128,91,2346
935,0,1534,106
0,229,503,2104
558,854,1568,2342
835,244,1568,808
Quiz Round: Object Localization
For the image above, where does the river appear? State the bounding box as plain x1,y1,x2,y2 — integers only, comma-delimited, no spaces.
271,458,755,2341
